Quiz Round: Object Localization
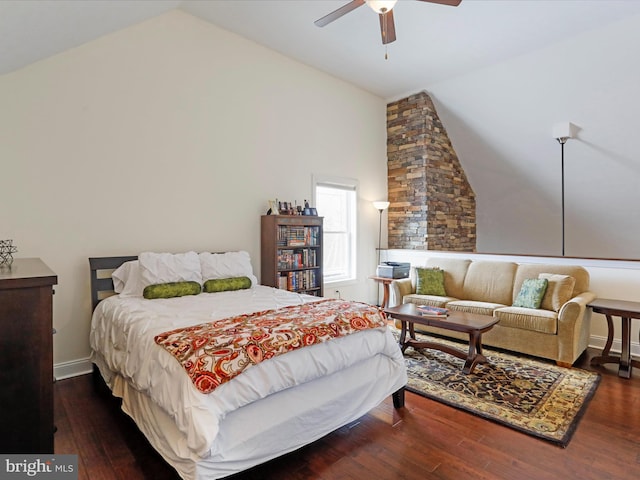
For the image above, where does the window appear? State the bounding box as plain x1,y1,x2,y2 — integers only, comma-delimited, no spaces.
314,176,358,284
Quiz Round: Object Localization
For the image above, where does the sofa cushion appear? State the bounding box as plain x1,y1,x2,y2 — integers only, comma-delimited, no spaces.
538,273,576,312
446,300,507,316
423,258,471,299
461,261,518,305
494,307,558,334
403,294,457,308
415,267,446,296
513,278,548,309
514,263,589,300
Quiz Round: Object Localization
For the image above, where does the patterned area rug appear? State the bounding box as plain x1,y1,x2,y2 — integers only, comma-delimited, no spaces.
397,330,600,447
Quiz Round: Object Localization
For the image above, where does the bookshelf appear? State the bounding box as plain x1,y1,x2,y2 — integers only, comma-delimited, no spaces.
261,215,323,296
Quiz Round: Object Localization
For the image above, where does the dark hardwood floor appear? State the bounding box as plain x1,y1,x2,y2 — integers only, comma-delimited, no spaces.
55,348,640,479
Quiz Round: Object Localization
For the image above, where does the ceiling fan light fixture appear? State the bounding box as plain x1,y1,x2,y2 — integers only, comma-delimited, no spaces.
366,0,398,14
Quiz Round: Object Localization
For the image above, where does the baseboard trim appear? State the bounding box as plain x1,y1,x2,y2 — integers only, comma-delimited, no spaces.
588,334,640,359
54,357,92,380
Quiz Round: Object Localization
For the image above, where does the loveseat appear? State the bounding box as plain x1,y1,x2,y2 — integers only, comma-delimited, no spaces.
389,257,596,366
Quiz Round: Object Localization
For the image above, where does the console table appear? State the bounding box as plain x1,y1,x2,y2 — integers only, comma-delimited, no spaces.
588,298,640,379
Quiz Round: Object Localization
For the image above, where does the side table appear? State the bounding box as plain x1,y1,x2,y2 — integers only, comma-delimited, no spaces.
370,276,394,309
588,298,640,378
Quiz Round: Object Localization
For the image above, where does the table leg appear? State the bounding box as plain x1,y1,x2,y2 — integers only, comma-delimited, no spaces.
590,314,620,367
619,317,632,378
409,322,416,340
399,319,408,353
381,283,390,309
462,330,489,374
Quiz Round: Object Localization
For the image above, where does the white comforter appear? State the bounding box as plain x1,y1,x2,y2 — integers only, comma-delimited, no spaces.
90,286,405,460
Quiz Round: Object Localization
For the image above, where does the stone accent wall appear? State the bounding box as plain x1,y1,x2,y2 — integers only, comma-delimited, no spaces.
387,91,476,251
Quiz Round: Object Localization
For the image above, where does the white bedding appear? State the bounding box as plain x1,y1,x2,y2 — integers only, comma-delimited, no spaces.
90,285,407,479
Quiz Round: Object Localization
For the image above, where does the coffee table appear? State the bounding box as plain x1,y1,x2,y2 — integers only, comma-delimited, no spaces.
384,303,499,374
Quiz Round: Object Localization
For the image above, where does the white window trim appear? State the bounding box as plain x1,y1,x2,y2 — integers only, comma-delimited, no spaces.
312,174,359,286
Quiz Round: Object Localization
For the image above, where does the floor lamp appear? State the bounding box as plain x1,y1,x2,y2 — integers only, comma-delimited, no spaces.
552,122,575,257
373,201,390,266
373,201,390,307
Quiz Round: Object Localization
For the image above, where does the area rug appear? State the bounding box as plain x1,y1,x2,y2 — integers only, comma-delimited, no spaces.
397,330,600,447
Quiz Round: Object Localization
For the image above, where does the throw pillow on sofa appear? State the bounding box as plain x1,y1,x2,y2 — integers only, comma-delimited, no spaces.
513,278,548,309
538,273,576,312
415,267,446,296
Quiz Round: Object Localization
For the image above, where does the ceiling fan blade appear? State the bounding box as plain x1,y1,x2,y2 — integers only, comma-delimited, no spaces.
314,0,366,27
417,0,462,6
379,10,396,45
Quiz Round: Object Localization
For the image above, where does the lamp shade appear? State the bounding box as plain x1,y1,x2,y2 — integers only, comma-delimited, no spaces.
373,201,390,211
552,122,576,141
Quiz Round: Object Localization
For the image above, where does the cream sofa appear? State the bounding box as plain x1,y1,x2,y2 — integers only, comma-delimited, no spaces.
390,257,596,367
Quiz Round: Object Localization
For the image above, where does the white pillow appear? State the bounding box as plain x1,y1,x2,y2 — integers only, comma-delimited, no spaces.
112,260,144,297
139,251,202,287
199,251,258,287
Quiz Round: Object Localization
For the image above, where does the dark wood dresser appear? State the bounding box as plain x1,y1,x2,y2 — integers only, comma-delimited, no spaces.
0,258,57,453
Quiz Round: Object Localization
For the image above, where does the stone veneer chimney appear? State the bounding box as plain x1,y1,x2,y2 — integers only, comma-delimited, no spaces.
387,91,476,251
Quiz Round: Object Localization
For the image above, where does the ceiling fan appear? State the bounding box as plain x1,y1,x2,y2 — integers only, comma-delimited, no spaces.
314,0,462,45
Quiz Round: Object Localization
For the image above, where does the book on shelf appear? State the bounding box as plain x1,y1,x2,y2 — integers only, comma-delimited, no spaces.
277,248,317,270
417,305,449,317
276,225,320,247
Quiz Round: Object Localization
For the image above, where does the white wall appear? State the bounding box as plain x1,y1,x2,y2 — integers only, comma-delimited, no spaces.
385,250,640,360
426,14,640,259
0,11,389,376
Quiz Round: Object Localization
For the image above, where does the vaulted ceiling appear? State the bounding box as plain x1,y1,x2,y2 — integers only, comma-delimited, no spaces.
3,0,640,99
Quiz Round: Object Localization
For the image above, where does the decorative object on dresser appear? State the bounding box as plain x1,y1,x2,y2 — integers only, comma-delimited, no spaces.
261,215,324,296
0,258,57,453
0,239,18,266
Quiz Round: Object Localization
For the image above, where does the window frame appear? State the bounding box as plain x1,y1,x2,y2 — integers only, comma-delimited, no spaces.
312,175,358,286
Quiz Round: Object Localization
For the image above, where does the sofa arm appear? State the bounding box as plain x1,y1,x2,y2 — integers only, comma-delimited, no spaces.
559,292,597,321
557,291,597,363
389,278,414,307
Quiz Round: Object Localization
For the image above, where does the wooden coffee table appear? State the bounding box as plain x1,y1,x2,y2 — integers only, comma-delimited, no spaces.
385,303,499,374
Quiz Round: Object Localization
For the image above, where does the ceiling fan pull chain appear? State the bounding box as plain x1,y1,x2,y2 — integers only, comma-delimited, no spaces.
385,45,389,60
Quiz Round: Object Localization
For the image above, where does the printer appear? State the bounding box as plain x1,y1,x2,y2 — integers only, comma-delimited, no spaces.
376,261,410,279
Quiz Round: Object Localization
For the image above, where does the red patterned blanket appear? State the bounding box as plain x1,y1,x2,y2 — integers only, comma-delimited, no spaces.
154,299,387,394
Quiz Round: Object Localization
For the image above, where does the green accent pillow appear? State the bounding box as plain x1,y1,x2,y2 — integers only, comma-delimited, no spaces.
513,278,549,309
415,267,447,296
203,276,252,293
143,281,202,300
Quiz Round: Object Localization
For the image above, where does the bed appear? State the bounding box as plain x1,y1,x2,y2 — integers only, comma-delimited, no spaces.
89,252,407,479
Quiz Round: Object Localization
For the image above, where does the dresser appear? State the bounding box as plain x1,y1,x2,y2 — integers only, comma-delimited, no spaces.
0,258,57,453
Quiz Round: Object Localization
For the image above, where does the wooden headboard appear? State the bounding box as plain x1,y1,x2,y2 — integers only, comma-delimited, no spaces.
89,256,137,311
